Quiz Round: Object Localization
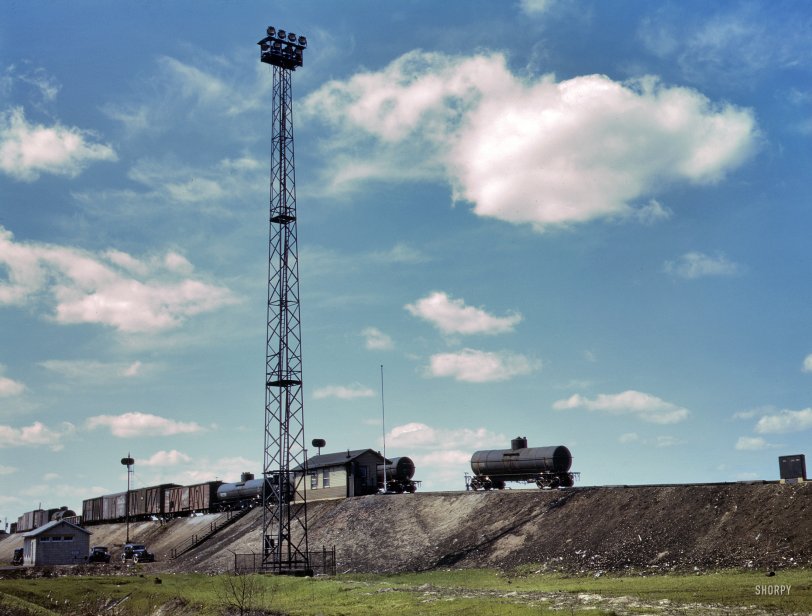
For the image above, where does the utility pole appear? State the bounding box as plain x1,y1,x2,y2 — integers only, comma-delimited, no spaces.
257,24,310,575
120,455,134,543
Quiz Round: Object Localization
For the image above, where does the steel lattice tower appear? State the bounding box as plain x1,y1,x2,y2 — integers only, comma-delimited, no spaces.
257,25,309,574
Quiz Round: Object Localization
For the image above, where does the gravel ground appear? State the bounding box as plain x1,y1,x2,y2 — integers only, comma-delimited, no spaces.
2,482,809,575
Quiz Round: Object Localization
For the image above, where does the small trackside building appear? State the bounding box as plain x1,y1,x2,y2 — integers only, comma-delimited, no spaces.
294,449,387,502
22,520,91,567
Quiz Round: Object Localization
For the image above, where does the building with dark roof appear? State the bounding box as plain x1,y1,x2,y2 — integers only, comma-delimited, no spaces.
21,519,91,566
294,449,386,502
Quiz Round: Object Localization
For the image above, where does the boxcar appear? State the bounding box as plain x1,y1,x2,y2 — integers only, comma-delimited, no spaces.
102,492,126,522
164,481,221,516
82,496,104,524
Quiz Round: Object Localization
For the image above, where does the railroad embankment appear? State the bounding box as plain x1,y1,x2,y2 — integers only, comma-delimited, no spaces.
1,483,809,574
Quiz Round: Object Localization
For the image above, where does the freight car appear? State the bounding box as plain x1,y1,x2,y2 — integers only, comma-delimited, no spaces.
80,473,291,526
469,437,578,490
15,506,77,533
377,456,420,493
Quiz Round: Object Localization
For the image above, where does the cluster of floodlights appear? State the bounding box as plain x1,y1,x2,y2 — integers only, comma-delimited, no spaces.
258,26,307,69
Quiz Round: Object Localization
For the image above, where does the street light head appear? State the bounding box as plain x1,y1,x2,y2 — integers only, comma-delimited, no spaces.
298,36,307,47
277,29,287,40
287,32,297,42
121,457,134,466
266,26,276,37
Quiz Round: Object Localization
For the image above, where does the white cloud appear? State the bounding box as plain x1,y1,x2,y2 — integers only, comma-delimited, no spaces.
803,355,812,373
0,226,238,332
735,436,768,451
387,422,505,450
0,421,76,451
312,383,376,400
362,327,394,351
85,412,204,438
618,432,639,444
554,390,690,424
520,0,554,16
754,408,812,434
173,456,258,484
427,348,539,382
405,292,522,335
0,364,25,397
639,5,812,86
303,51,757,231
664,251,741,279
140,449,193,467
39,359,148,382
369,243,428,265
0,107,116,181
0,465,17,475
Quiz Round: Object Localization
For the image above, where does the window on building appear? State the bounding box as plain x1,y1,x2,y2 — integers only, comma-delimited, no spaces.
310,473,318,489
322,468,330,488
63,536,74,542
51,536,63,541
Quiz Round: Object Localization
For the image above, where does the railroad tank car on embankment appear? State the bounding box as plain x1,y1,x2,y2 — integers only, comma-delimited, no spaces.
469,436,578,490
377,456,419,493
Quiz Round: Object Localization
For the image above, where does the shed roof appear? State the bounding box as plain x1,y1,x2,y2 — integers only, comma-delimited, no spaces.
23,519,91,538
295,448,387,472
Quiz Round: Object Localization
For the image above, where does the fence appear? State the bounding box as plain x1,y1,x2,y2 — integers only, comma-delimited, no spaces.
233,546,336,576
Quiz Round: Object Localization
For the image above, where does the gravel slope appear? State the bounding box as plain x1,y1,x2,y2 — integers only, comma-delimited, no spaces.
2,483,809,574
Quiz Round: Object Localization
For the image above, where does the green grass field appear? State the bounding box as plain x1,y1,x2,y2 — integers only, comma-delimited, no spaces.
0,567,808,615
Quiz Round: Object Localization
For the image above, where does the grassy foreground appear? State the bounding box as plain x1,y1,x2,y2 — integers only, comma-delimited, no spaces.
0,567,809,615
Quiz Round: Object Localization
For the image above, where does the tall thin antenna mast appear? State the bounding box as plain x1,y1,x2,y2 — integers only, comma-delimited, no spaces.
257,24,310,575
380,364,387,492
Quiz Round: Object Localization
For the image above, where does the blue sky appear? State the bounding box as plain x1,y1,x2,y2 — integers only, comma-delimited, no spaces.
1,0,811,522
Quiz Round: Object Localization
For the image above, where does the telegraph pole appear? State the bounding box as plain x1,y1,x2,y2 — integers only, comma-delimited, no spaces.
257,24,310,575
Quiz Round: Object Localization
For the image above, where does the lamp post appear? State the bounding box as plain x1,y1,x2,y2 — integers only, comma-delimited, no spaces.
120,455,134,543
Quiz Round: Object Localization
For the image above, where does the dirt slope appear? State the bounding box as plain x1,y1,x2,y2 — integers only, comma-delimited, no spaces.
2,483,809,574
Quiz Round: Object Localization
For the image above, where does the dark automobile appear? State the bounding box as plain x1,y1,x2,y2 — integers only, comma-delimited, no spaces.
87,546,111,563
12,547,23,565
121,543,155,563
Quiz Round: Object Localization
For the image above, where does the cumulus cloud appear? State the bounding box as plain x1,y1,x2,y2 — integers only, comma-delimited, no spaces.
803,355,812,373
386,422,505,450
0,465,17,475
754,408,812,434
312,383,376,400
303,51,757,231
664,251,741,279
140,449,193,467
0,226,238,332
0,107,116,181
362,327,394,351
406,292,522,335
85,412,204,438
0,421,76,450
735,436,769,451
427,348,539,382
553,390,690,424
0,365,25,397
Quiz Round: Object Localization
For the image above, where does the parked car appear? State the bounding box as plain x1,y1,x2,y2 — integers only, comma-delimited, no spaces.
87,546,111,563
12,547,23,565
121,543,155,563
